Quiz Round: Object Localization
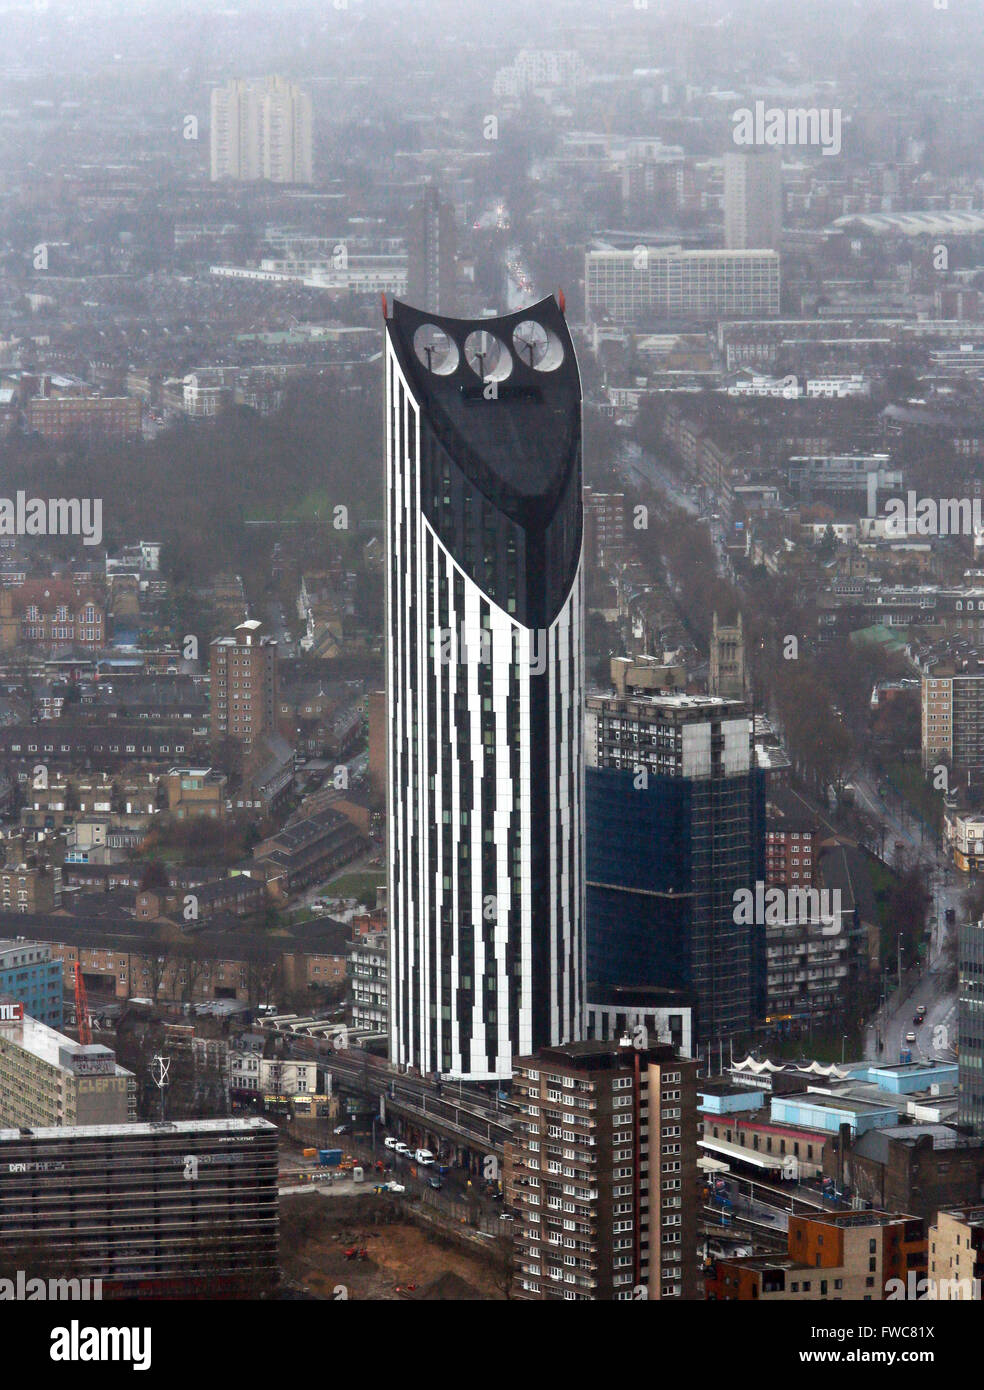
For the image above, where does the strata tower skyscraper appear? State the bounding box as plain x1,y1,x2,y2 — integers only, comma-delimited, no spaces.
384,296,584,1080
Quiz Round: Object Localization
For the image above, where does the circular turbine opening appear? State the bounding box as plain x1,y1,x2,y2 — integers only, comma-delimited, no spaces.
413,324,459,375
463,329,512,383
513,319,565,371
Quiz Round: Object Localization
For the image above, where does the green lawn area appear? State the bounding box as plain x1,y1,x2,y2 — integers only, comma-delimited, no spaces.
245,487,336,524
322,869,385,900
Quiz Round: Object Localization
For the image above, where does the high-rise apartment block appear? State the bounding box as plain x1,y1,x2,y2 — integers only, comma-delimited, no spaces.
585,247,780,323
582,487,626,571
385,297,584,1080
210,76,313,184
407,185,457,315
585,694,765,1042
493,49,586,99
511,1041,699,1301
724,149,782,250
209,619,279,755
922,658,984,779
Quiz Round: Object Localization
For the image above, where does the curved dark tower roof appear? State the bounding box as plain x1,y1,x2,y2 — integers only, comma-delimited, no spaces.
386,295,582,629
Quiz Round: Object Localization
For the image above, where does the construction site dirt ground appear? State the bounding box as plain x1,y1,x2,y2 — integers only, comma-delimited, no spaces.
280,1192,510,1300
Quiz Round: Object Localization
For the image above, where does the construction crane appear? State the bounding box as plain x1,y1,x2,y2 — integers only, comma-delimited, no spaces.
73,962,92,1047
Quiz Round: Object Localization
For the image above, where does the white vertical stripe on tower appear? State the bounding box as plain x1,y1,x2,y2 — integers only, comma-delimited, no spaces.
547,615,559,1047
517,623,532,1057
462,578,485,1075
491,617,511,1077
444,542,461,1076
384,349,398,1064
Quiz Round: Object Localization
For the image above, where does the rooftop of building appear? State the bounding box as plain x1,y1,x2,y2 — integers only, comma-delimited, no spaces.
698,1079,768,1101
387,294,580,500
766,785,819,832
936,1206,984,1226
774,1091,898,1116
0,939,53,964
517,1040,684,1072
0,1115,277,1143
0,1013,130,1078
853,1123,982,1164
587,692,748,720
0,909,352,957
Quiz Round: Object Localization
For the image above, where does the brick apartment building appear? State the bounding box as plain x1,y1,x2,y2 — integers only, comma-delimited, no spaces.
25,394,142,442
209,619,278,754
134,873,266,923
510,1041,699,1301
0,859,61,914
582,487,626,570
765,786,818,889
252,807,365,899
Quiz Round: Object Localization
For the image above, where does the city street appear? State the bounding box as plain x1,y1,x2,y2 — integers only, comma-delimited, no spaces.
617,440,699,516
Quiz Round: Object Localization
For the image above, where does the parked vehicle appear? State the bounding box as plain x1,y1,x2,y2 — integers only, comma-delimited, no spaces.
384,1136,398,1149
394,1142,410,1155
427,1175,442,1190
414,1148,435,1165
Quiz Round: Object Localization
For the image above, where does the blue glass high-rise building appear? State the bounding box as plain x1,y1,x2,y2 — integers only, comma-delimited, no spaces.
585,694,765,1044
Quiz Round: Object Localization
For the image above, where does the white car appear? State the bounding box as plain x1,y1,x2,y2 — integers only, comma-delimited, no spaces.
383,1181,405,1193
384,1136,398,1149
414,1149,435,1166
394,1142,410,1155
